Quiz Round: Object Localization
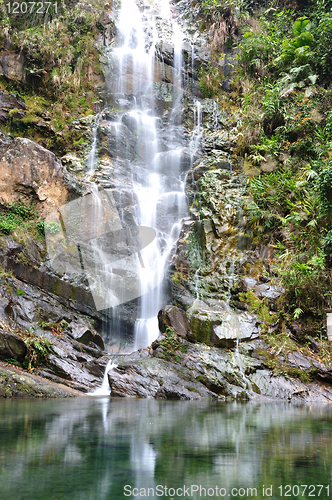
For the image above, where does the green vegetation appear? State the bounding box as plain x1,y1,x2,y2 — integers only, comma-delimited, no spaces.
200,65,224,97
0,201,45,239
23,334,52,371
159,329,188,363
239,290,277,324
38,319,68,336
194,0,332,338
233,2,332,326
0,0,109,154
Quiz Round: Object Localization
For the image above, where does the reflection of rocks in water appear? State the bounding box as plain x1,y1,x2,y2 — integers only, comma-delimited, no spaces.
1,399,332,500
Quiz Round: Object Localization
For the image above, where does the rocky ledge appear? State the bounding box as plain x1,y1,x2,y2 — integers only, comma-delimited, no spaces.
105,329,332,403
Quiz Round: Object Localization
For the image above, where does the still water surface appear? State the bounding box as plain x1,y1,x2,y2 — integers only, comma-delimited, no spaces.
0,398,331,500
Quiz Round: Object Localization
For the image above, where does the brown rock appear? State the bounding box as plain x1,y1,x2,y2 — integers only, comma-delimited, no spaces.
0,137,72,215
158,305,191,339
0,49,26,82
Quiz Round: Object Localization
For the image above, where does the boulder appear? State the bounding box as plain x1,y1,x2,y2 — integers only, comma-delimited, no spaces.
186,300,259,348
158,305,192,339
0,330,27,362
0,137,82,215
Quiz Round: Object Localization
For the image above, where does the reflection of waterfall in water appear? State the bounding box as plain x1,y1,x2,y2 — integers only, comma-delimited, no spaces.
3,398,332,500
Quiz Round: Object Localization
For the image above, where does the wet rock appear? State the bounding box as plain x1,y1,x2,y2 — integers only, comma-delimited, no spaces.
186,300,259,348
0,330,27,362
108,355,215,400
158,305,192,339
242,277,258,291
0,49,26,82
70,322,104,350
250,369,332,402
0,91,26,123
287,352,313,370
40,334,109,392
0,274,111,391
284,350,332,384
99,120,137,161
0,363,84,397
254,283,283,301
202,130,236,152
110,332,265,400
61,153,85,175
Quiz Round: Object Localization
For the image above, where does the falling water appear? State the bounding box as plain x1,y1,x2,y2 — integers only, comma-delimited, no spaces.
90,359,117,396
76,0,204,352
86,114,100,175
98,0,192,350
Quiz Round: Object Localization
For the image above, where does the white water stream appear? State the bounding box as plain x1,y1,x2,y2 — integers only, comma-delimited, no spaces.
62,0,207,400
99,0,195,350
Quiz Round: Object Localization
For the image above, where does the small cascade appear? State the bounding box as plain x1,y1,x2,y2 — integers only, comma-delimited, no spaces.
231,340,253,394
227,260,235,303
90,359,117,396
86,114,101,175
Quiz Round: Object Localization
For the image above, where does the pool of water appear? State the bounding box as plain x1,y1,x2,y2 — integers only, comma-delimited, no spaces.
0,398,331,499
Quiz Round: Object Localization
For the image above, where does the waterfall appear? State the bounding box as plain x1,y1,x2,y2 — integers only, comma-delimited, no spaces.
89,359,117,396
100,0,191,350
45,0,200,353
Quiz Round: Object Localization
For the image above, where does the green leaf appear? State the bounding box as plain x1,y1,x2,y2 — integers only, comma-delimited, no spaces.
293,17,311,37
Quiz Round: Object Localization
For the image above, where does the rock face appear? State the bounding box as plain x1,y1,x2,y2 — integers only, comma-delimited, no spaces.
0,91,26,123
108,334,254,400
105,331,332,402
0,48,26,82
0,273,110,394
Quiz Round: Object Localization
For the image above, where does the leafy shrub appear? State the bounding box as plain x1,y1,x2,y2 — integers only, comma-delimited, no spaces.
0,215,19,234
318,163,332,214
274,17,315,69
0,201,44,237
8,201,34,219
312,13,332,83
23,335,52,371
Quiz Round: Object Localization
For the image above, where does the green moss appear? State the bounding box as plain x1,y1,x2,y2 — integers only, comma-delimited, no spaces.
199,65,224,98
159,329,185,363
239,290,277,324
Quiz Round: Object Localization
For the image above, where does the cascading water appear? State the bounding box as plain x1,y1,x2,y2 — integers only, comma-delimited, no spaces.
93,0,193,350
90,359,117,396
